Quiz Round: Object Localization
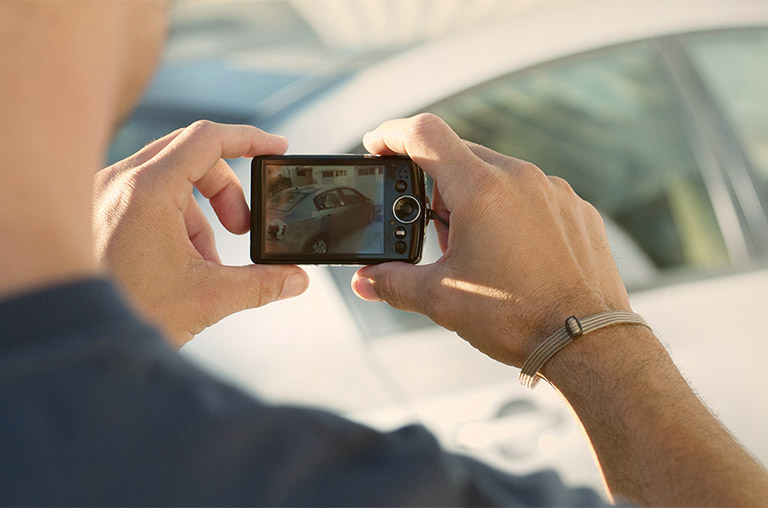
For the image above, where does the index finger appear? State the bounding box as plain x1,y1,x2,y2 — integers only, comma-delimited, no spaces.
145,121,288,212
363,114,479,187
159,121,288,183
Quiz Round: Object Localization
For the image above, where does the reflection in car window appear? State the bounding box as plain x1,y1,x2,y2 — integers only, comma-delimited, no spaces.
333,39,759,340
340,188,363,203
683,28,768,200
319,191,342,209
269,188,311,211
428,41,729,277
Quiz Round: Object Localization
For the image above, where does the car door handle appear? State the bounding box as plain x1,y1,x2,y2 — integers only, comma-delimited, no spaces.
452,398,564,459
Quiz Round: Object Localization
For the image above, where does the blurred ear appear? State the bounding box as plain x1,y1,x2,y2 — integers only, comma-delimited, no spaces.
112,1,169,124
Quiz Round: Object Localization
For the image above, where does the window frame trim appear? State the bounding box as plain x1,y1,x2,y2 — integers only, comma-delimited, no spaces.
656,29,768,264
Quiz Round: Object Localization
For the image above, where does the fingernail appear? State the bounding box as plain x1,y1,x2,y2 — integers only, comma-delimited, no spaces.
352,275,383,302
279,273,307,300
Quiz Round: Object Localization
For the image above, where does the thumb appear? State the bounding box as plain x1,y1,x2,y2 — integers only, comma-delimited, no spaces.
351,263,435,316
204,263,309,319
154,263,309,349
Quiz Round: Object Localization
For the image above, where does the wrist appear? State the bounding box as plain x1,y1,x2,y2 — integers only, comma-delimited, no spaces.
520,312,651,388
537,322,665,394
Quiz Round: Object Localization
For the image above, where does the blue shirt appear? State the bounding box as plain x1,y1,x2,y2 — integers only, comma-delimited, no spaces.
0,279,609,506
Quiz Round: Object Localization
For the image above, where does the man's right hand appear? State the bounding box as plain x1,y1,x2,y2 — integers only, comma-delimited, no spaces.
352,113,632,367
353,114,768,507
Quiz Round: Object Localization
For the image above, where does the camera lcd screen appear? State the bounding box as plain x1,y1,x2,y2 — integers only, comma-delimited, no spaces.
264,163,385,255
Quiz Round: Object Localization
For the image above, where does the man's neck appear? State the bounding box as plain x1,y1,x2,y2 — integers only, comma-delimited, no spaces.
0,116,106,298
0,4,118,299
0,173,102,299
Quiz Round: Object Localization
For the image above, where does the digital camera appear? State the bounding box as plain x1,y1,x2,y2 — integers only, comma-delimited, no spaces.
250,155,426,264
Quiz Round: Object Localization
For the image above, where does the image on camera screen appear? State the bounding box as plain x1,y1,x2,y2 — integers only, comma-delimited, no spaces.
264,164,385,255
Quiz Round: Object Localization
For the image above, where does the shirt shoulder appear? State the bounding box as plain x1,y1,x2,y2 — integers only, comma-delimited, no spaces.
0,278,612,507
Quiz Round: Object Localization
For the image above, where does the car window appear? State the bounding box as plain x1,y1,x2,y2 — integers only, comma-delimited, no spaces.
426,41,732,281
340,188,364,203
317,190,343,209
332,40,743,340
682,28,768,201
268,188,310,212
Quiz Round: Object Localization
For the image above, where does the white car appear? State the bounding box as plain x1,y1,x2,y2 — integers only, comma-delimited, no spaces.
113,0,768,491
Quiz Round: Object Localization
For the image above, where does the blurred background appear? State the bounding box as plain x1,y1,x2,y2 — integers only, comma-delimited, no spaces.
110,0,768,495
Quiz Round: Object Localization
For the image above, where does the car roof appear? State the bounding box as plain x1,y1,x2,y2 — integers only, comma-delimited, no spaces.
284,184,348,192
273,184,353,200
114,1,768,165
267,1,768,152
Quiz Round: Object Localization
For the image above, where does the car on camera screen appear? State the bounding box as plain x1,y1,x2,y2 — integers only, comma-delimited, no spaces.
266,184,377,254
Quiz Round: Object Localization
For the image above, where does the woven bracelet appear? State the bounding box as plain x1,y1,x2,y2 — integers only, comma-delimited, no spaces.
519,311,651,389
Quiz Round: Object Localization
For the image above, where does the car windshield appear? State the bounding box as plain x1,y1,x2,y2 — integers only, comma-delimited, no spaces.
268,188,312,211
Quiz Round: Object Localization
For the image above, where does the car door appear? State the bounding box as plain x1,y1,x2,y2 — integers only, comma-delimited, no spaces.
314,189,347,244
338,187,372,228
322,27,768,487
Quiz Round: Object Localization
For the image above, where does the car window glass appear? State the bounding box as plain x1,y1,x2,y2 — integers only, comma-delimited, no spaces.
332,40,739,341
340,188,363,203
682,28,768,197
320,191,342,209
428,41,730,282
269,188,309,212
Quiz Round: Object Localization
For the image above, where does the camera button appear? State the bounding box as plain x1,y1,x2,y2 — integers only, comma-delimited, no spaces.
394,226,407,239
394,180,407,192
394,241,407,254
393,195,421,224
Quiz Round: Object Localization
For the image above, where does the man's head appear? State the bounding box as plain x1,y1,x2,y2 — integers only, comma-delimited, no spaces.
110,1,172,125
0,1,170,297
0,0,169,134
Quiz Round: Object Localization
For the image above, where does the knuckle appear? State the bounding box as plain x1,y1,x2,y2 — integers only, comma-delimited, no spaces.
583,201,606,228
245,268,281,308
485,159,550,203
121,166,153,198
184,119,219,143
547,175,584,204
547,175,599,218
405,113,445,143
547,175,572,192
188,118,217,132
515,160,549,188
470,173,504,212
470,164,519,213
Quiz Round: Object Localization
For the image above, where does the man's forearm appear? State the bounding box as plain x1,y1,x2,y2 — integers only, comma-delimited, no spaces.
355,114,768,506
543,326,768,506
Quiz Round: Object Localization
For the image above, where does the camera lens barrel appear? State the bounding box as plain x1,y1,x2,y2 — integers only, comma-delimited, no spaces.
393,195,421,224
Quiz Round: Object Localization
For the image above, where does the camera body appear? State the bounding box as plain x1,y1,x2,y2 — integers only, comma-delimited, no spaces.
251,155,426,264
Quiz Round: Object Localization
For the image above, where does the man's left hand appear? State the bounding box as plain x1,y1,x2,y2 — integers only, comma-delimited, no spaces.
93,121,309,347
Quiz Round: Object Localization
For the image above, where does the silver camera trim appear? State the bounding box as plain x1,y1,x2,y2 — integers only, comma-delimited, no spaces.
392,195,422,225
